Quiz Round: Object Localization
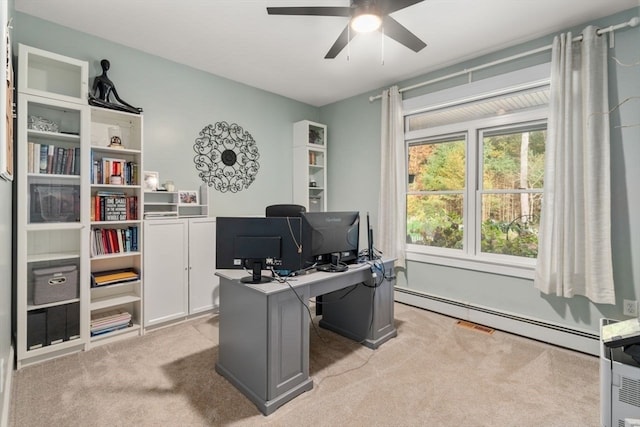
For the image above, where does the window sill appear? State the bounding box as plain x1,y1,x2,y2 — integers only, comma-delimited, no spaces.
405,249,536,280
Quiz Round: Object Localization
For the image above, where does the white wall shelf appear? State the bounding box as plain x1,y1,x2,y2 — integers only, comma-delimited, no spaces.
293,120,327,212
143,184,209,219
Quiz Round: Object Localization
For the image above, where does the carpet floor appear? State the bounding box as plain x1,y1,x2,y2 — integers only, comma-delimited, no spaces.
9,302,599,426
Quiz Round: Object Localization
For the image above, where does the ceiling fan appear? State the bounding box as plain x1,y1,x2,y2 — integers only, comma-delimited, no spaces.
267,0,427,59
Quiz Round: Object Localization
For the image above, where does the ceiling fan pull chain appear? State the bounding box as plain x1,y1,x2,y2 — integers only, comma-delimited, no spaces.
347,24,351,62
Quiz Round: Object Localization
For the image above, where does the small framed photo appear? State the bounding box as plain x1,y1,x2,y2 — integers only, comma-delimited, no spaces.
178,190,199,205
143,171,159,191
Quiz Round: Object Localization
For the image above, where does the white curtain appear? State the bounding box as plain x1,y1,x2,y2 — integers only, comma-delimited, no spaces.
378,86,406,267
534,26,615,304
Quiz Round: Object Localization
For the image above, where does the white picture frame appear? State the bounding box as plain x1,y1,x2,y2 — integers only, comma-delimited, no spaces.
178,190,198,205
143,171,159,191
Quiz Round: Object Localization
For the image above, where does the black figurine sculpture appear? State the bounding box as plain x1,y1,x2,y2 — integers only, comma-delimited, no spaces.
88,59,143,114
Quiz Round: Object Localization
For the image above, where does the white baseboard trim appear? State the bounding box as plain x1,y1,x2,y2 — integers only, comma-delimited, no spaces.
394,287,599,356
1,345,14,427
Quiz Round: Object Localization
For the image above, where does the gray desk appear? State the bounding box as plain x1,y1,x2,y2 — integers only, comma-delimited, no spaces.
215,259,397,415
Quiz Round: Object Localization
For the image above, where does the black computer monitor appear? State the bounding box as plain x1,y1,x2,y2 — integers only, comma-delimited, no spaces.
301,211,360,272
216,217,303,283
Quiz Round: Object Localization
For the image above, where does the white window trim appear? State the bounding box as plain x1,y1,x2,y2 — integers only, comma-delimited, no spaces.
403,62,551,116
403,64,550,279
406,249,536,279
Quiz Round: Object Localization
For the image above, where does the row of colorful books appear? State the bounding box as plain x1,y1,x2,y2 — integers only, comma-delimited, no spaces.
90,226,139,257
91,155,139,186
91,192,138,222
27,142,80,176
90,309,132,337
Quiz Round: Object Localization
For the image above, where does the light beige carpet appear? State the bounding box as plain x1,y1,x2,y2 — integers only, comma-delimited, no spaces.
9,303,599,426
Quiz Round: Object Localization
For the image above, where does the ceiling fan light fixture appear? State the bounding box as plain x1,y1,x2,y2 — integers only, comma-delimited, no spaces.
350,4,381,33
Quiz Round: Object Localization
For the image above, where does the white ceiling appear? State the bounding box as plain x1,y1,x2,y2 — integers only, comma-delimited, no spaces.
14,0,639,107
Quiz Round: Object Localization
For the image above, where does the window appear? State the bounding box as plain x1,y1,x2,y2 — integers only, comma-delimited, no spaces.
407,135,466,250
403,65,550,276
479,124,545,258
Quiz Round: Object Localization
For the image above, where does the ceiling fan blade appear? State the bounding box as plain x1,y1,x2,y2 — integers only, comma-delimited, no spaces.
325,25,357,59
382,15,426,52
378,0,425,15
266,6,351,17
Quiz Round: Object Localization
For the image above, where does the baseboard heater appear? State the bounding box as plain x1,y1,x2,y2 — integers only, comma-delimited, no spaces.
394,286,600,356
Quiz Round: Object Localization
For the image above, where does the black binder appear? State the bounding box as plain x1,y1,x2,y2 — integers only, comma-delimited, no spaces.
66,302,80,340
46,305,67,345
27,309,47,350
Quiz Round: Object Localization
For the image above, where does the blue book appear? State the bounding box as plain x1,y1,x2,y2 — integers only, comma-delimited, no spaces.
39,144,48,173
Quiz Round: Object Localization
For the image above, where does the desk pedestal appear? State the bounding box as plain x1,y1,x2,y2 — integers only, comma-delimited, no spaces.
319,266,397,349
215,260,396,415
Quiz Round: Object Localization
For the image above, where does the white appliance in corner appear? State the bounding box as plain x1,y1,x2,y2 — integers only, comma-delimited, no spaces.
600,319,640,427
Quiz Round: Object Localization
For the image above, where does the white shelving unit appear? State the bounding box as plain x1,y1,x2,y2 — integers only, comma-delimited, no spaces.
293,120,327,212
15,44,146,366
143,184,209,219
88,106,144,347
16,44,90,368
143,191,178,219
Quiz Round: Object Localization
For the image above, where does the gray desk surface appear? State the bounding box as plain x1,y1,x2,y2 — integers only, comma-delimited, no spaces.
215,261,387,297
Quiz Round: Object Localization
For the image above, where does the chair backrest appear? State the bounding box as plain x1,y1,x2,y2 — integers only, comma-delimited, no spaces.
265,204,306,217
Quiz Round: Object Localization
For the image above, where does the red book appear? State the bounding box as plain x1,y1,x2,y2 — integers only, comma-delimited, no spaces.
94,195,101,222
109,229,118,253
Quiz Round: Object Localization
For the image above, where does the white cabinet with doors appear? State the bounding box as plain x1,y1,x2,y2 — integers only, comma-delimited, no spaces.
143,217,218,327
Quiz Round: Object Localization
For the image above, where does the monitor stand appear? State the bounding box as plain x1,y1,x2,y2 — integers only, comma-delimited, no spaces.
316,263,348,273
241,261,273,284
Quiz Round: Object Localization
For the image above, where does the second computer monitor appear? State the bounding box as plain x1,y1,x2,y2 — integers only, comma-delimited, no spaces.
301,211,360,269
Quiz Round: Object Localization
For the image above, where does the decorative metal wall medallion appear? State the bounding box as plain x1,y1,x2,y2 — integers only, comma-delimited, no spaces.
193,122,261,193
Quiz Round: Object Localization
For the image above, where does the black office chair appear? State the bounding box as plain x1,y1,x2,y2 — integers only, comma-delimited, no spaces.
265,204,306,217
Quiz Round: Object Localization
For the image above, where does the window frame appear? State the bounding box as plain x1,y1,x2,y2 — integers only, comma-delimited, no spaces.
403,65,550,279
475,121,547,259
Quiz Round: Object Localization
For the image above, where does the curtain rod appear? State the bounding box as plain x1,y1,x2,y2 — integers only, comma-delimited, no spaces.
369,16,639,102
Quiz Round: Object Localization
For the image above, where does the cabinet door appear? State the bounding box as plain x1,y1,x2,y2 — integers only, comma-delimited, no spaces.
188,218,219,314
143,219,188,326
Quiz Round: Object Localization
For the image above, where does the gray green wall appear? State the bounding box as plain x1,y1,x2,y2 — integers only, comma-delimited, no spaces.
320,7,640,335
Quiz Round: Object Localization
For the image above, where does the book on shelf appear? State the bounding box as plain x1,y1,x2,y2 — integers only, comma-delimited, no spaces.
27,142,80,176
39,144,47,173
90,309,132,336
46,145,54,173
90,324,130,336
91,268,139,287
91,155,139,185
92,192,138,222
90,226,139,256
